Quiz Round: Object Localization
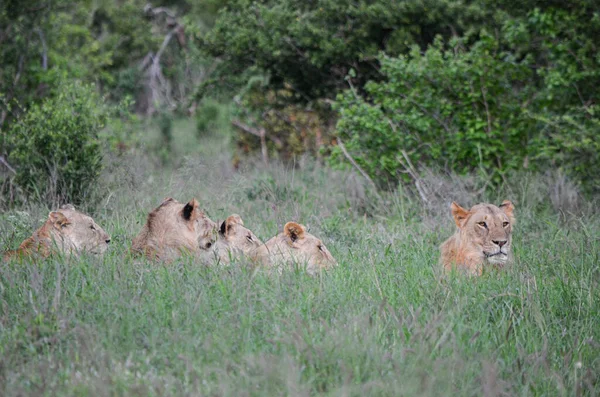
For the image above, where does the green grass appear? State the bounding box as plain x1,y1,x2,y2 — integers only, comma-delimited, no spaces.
1,119,599,396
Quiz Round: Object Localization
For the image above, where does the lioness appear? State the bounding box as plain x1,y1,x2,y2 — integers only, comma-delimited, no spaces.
131,197,217,261
3,204,110,261
256,221,337,276
440,200,515,275
212,214,263,264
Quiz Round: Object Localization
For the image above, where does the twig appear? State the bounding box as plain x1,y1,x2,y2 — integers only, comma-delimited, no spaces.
336,137,382,200
231,121,270,165
397,149,429,204
0,156,17,174
231,119,283,147
144,4,177,19
35,28,47,70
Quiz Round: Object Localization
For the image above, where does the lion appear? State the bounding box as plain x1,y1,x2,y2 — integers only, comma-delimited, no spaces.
131,197,217,261
211,214,263,264
3,204,110,261
440,200,515,275
256,221,337,276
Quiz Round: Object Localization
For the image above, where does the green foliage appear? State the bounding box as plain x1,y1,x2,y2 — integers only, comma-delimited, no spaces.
195,100,221,136
332,34,536,187
331,6,600,192
6,82,109,205
204,0,487,101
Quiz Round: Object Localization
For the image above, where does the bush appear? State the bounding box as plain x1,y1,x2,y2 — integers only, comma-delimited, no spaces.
196,100,221,136
331,34,536,187
6,82,108,206
331,10,600,193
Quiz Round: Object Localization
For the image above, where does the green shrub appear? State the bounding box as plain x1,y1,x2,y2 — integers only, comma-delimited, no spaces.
7,82,108,205
196,100,221,136
330,6,600,192
331,34,536,187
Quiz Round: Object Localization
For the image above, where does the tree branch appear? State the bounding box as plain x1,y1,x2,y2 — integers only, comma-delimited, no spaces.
231,119,283,147
35,28,48,70
0,156,17,174
336,137,382,200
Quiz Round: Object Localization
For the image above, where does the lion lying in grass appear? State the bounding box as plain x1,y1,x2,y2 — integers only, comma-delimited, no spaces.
3,204,110,261
212,214,263,264
131,197,217,262
440,200,515,275
256,221,337,275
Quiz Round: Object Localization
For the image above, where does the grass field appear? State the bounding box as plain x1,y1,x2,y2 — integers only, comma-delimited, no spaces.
1,119,599,396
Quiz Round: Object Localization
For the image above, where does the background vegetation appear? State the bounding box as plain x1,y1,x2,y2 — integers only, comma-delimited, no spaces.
1,0,599,395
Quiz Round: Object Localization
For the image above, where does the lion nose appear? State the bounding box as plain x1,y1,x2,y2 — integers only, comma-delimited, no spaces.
493,240,507,248
105,238,111,244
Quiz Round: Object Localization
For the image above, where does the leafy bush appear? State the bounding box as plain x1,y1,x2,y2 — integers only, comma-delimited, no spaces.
196,100,221,136
204,0,488,101
331,5,600,192
6,82,108,205
331,34,536,187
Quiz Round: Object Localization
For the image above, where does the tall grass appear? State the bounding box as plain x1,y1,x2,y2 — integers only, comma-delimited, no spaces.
1,119,598,396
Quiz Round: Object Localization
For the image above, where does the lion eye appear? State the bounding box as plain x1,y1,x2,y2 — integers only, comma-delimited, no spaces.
502,221,509,227
246,234,253,241
477,221,487,228
318,245,324,251
89,225,96,230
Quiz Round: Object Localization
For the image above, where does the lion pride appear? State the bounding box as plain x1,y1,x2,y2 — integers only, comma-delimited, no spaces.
131,197,217,261
256,221,337,275
440,200,515,275
3,204,110,261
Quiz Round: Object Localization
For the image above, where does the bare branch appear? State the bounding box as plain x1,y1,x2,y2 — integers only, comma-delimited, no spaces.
231,119,283,147
336,137,382,200
35,27,48,70
397,149,429,204
0,156,17,174
144,4,177,19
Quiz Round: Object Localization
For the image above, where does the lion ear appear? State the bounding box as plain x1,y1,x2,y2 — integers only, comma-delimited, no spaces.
221,214,243,237
49,211,68,228
499,200,515,224
182,199,199,221
226,214,243,226
60,204,75,211
284,222,305,242
450,202,470,228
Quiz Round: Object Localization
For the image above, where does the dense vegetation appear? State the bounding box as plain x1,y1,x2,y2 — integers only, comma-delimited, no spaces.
2,0,599,202
0,2,599,393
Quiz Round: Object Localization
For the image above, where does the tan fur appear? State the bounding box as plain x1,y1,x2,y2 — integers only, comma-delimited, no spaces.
3,204,110,261
256,221,337,276
212,214,263,264
131,197,217,262
440,200,515,275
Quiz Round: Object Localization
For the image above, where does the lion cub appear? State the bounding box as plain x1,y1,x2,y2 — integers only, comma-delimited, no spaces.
256,222,337,276
440,201,515,275
131,197,217,262
3,204,111,261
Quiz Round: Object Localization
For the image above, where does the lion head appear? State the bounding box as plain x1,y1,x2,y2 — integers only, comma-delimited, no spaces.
440,200,515,275
131,197,217,261
212,214,263,264
4,204,110,260
258,221,337,275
